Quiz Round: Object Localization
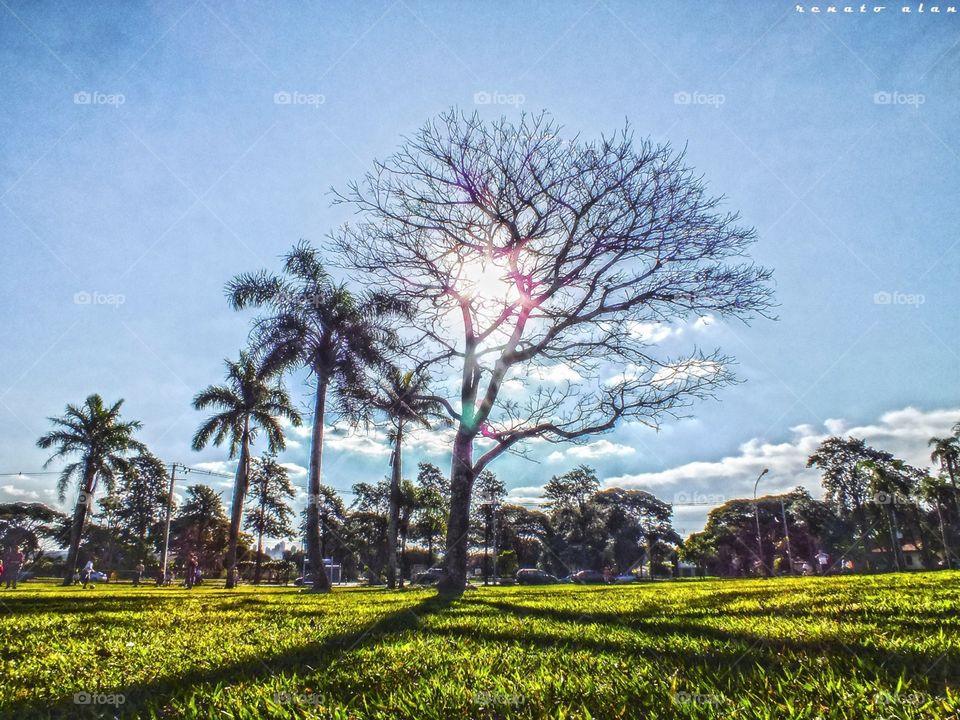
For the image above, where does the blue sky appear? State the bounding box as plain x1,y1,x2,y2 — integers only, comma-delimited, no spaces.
1,1,958,534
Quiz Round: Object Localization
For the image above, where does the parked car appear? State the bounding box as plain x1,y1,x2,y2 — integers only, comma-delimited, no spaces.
570,570,607,584
515,569,558,585
613,574,637,584
293,575,312,586
89,571,109,582
413,567,448,585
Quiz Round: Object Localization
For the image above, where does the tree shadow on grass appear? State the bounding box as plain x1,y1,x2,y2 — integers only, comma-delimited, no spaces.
467,598,960,690
4,593,455,719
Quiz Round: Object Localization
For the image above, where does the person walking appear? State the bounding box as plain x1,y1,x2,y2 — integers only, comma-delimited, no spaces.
3,546,23,589
186,555,198,589
5,546,24,589
80,559,95,588
133,561,145,587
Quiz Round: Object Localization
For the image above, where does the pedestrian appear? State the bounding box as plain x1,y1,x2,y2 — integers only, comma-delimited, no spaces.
80,559,95,588
133,561,145,587
815,550,830,575
186,555,198,589
4,546,24,589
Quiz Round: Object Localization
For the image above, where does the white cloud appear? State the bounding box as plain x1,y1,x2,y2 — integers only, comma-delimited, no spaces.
626,321,681,343
606,406,960,504
0,484,40,500
652,359,722,387
548,439,636,462
192,460,237,475
281,462,308,478
526,363,583,383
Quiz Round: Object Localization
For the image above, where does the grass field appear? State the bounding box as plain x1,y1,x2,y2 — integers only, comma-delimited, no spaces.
1,573,958,719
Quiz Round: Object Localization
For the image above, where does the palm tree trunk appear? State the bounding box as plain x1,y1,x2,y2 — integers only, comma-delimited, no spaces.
387,422,403,589
254,495,265,585
62,466,96,586
438,429,473,596
225,417,251,589
306,375,332,592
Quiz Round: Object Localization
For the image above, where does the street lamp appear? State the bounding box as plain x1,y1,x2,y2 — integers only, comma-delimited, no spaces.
753,468,769,576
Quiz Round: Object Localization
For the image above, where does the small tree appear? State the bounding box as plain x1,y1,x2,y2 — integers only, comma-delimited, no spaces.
335,110,773,595
244,453,296,584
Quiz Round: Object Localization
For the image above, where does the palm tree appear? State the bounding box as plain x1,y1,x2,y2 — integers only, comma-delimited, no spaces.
192,352,301,589
244,453,296,584
929,435,960,519
374,368,447,588
36,394,146,586
227,241,406,592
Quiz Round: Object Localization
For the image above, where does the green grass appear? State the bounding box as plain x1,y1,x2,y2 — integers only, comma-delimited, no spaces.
1,572,958,719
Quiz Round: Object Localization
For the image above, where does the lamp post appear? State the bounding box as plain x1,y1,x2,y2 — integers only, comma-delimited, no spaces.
753,468,769,576
780,497,795,574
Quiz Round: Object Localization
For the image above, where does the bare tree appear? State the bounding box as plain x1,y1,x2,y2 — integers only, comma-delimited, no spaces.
333,110,773,595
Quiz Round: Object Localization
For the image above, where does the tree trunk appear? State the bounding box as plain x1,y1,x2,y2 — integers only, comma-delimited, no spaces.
225,419,250,589
386,423,402,589
62,467,96,586
306,376,332,592
254,497,265,585
935,500,952,569
438,430,474,596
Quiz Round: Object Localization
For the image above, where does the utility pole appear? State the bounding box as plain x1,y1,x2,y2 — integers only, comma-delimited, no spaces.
160,463,178,579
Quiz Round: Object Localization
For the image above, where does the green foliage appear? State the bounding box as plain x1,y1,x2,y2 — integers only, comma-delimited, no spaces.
2,573,958,718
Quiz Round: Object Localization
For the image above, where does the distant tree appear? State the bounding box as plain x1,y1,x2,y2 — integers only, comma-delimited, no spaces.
191,351,301,588
679,532,716,577
472,470,506,581
497,504,552,570
36,394,146,585
0,502,69,561
170,484,234,573
920,473,958,568
929,434,960,524
114,452,169,556
593,487,675,575
545,466,601,514
544,466,604,571
228,241,407,592
373,368,447,588
244,454,296,584
413,463,449,567
334,110,773,594
807,437,895,568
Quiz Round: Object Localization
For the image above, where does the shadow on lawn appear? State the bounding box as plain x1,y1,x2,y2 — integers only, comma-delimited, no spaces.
6,593,455,719
468,598,960,687
7,590,958,718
